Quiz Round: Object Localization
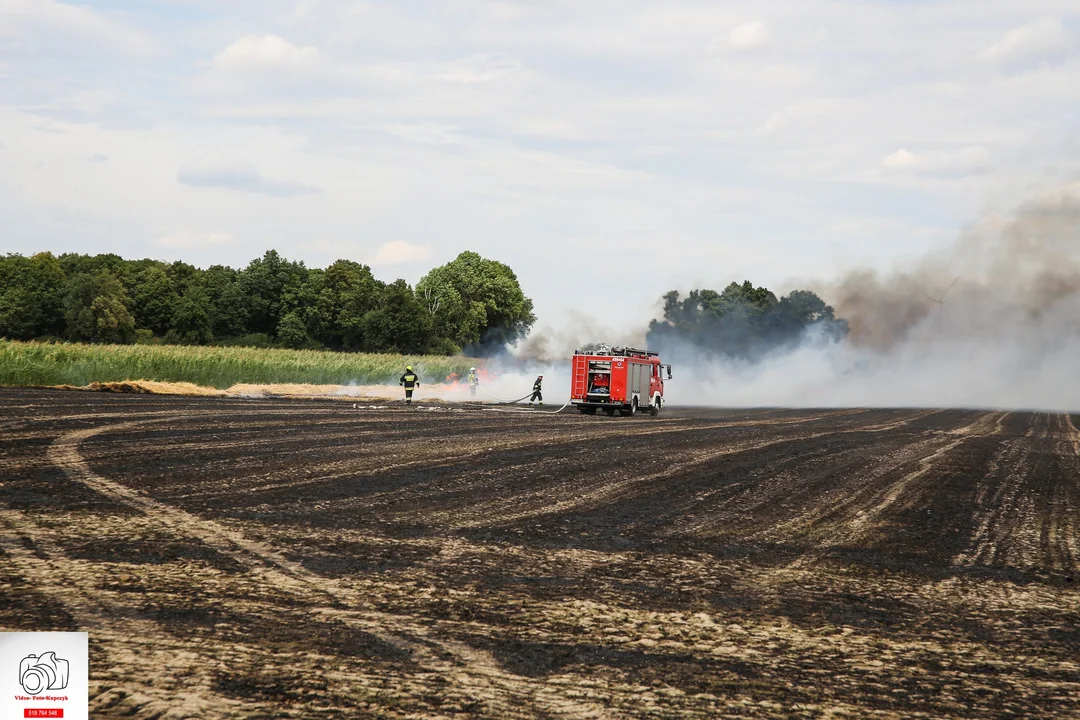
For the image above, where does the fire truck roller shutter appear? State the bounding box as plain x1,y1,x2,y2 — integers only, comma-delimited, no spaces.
629,362,648,405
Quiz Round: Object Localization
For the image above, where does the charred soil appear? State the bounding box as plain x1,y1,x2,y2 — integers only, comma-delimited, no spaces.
1,388,1078,718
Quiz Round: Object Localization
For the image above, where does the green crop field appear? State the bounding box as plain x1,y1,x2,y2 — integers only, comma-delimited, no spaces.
0,340,477,389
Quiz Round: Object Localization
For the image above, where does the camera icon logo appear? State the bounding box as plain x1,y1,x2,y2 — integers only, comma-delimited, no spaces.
19,652,69,696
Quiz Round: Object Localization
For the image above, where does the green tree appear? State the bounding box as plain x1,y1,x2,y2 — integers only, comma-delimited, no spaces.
201,265,249,339
773,289,848,341
166,284,214,345
306,260,385,350
58,252,130,282
0,252,66,339
8,247,535,355
129,265,177,337
718,281,778,313
647,282,846,360
415,251,535,353
63,269,136,343
166,260,200,295
239,250,309,337
775,289,835,323
276,311,310,349
360,279,434,353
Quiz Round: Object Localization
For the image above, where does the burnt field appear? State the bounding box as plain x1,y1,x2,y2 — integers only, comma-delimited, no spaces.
2,388,1079,719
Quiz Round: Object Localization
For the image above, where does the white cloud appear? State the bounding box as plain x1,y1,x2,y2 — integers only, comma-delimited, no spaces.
156,231,235,250
0,0,156,58
4,1,1080,332
982,16,1065,63
880,147,992,176
949,146,993,174
436,53,519,83
728,21,771,51
755,112,786,137
514,118,581,139
310,239,363,257
374,240,432,266
177,159,320,197
213,35,319,71
379,123,463,145
881,148,919,170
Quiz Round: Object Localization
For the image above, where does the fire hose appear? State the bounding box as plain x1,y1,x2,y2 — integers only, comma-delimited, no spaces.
477,385,532,405
477,384,572,414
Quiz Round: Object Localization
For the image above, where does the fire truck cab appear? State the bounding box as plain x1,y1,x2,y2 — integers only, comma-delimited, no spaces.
571,345,672,416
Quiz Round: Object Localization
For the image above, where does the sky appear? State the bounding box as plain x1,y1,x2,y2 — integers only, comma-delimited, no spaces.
2,0,1078,331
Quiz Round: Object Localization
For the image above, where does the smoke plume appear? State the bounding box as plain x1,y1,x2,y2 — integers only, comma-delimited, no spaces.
659,180,1080,412
513,310,648,363
832,180,1080,352
485,181,1080,412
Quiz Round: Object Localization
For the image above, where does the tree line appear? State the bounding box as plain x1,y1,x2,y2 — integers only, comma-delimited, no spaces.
0,250,536,356
647,281,849,359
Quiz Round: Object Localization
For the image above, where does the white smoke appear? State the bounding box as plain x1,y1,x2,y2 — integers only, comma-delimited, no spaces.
505,179,1080,413
661,330,1080,411
513,310,648,363
662,180,1080,412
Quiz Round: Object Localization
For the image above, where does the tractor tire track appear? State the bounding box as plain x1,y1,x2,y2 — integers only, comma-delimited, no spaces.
0,507,268,718
44,416,616,720
743,412,1004,558
949,413,1080,579
450,409,942,531
98,409,867,518
5,389,1080,719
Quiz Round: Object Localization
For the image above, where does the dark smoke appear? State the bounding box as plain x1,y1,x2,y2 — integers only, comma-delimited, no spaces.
830,181,1080,351
661,180,1080,411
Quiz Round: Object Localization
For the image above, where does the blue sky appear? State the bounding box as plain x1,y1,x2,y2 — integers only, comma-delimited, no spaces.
1,0,1077,330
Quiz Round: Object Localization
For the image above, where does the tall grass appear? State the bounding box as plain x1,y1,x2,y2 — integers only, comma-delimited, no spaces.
0,340,478,389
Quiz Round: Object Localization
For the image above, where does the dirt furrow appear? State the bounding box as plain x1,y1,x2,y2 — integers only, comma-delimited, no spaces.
4,389,1080,718
843,413,1010,539
951,417,1035,571
0,507,264,718
951,413,1080,579
449,410,943,532
43,416,616,719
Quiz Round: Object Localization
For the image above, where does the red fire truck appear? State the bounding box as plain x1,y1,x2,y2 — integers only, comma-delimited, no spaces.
570,345,672,416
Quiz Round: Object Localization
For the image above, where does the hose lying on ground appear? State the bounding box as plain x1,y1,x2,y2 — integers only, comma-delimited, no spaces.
485,398,573,415
478,385,533,405
478,385,572,414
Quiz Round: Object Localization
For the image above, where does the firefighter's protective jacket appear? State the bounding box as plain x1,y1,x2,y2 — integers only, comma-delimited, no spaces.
468,371,478,386
533,377,542,392
400,372,419,388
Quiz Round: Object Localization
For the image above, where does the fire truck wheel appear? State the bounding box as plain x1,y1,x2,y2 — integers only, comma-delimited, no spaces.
621,398,638,417
650,401,659,416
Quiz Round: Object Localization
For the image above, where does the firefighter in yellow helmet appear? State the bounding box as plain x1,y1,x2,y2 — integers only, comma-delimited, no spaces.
467,367,479,398
529,374,543,407
399,365,419,405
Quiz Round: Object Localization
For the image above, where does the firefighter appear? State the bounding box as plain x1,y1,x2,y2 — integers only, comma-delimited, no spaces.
400,366,420,405
467,367,479,397
529,374,543,407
